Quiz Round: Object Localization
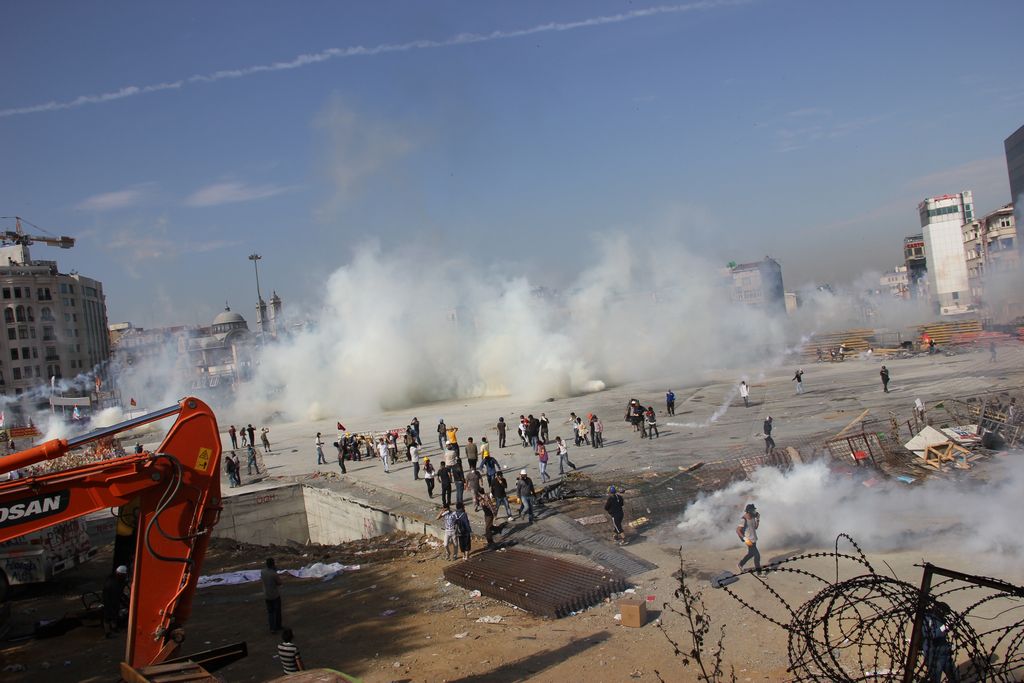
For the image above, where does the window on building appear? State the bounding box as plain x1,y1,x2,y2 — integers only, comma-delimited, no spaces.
41,307,53,321
12,368,20,380
952,292,960,301
59,283,68,294
72,313,77,322
15,388,22,396
31,348,37,359
5,328,13,341
2,309,11,324
12,287,21,298
29,326,35,339
68,284,74,294
14,306,25,322
1,288,8,299
17,327,26,340
43,326,54,341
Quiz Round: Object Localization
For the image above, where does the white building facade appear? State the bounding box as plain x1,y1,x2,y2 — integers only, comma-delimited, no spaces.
918,192,973,315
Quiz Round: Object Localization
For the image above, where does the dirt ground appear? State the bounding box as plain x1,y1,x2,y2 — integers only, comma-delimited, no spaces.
0,531,801,682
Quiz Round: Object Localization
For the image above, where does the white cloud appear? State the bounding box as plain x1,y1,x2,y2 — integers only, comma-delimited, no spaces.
184,181,292,207
76,183,155,211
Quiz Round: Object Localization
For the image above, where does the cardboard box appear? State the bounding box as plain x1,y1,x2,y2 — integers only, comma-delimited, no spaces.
618,597,646,628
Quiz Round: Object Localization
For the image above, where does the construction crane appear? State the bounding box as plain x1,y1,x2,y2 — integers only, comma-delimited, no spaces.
0,215,75,249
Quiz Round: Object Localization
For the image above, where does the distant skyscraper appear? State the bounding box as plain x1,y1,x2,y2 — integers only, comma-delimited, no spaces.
918,192,973,315
1005,124,1024,204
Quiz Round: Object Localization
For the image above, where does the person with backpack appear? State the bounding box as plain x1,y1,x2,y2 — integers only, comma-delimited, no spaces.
605,486,626,545
453,502,472,560
736,503,761,573
225,451,240,488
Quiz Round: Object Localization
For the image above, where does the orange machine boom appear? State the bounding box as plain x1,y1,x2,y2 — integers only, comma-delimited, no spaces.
0,397,222,668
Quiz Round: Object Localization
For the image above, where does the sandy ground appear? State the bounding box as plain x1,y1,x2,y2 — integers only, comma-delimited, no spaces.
2,345,1024,681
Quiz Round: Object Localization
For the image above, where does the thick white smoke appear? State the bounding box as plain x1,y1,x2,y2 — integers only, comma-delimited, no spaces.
233,233,788,420
676,458,1024,570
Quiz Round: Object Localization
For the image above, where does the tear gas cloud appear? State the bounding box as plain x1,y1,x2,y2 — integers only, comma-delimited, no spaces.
236,233,788,421
107,229,952,424
675,458,1024,571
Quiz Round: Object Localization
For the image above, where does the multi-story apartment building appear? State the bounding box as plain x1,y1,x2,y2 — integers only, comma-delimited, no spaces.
918,192,973,315
725,257,786,314
962,203,1019,319
0,244,109,398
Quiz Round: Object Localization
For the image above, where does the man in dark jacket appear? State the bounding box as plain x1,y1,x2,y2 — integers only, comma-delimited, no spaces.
605,486,626,545
496,417,507,448
515,470,536,523
763,416,775,454
438,462,452,507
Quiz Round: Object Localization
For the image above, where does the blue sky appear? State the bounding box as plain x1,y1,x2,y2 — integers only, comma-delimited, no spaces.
1,0,1021,326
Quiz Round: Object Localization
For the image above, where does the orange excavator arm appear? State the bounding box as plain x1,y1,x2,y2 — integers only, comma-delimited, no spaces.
0,397,222,668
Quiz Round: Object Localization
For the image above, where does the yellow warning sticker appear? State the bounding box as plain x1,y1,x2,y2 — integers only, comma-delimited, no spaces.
196,447,212,472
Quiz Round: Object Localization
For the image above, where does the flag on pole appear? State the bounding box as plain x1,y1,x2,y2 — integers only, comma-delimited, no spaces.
130,397,137,407
72,406,81,421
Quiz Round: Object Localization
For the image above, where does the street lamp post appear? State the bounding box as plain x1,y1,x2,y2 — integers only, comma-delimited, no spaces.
248,253,268,339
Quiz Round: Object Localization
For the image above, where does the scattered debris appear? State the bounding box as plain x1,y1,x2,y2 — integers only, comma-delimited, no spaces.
476,615,503,624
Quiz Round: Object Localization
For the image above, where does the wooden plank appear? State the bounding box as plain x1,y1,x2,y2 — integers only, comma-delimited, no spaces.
834,409,870,438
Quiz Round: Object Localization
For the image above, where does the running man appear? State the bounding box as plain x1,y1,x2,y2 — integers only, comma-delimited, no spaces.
736,503,761,573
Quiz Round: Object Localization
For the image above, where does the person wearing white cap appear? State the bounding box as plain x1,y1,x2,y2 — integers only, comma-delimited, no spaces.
515,469,536,523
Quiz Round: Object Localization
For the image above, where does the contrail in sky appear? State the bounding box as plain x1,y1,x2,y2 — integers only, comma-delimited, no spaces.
0,1,744,118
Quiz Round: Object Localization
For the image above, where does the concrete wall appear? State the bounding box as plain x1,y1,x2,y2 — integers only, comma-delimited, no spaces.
213,483,310,546
304,486,440,544
214,483,441,547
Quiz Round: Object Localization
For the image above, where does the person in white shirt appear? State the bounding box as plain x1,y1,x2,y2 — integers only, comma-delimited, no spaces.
377,438,390,473
315,433,326,465
739,381,750,408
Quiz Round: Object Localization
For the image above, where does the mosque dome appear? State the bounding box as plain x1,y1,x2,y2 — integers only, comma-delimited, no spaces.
211,305,248,336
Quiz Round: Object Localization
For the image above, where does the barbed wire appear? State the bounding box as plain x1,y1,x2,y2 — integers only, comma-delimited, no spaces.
717,534,1024,681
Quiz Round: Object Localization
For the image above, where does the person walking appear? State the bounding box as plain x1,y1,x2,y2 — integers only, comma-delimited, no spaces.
605,486,626,545
740,380,750,408
403,429,416,461
465,437,479,470
228,425,238,450
536,440,550,483
423,457,435,498
990,340,997,363
438,462,452,507
315,433,326,465
453,502,472,560
377,438,391,474
555,436,576,475
644,406,659,439
260,427,271,453
588,414,597,448
481,451,500,488
518,417,529,448
261,557,283,633
792,369,804,394
277,628,305,675
594,415,604,447
516,470,536,523
763,416,775,455
437,504,457,561
467,466,483,511
437,419,447,450
880,365,890,393
666,390,676,416
491,471,513,520
453,461,466,506
246,443,259,475
225,451,240,488
576,417,590,446
539,413,550,443
334,440,346,474
246,424,256,449
736,503,761,573
481,494,498,549
240,427,248,448
496,417,507,448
